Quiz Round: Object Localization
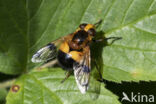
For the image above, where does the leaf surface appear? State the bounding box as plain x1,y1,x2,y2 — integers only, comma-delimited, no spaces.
1,0,156,103
6,69,120,104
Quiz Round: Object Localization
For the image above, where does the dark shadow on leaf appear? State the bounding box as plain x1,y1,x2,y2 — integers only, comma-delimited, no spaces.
90,30,122,99
90,31,106,99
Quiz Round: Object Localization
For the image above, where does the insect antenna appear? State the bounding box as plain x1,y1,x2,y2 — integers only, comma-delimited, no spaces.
94,19,103,28
105,37,122,44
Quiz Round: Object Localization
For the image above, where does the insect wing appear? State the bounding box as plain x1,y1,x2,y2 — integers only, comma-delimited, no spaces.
31,34,73,63
73,46,91,94
31,43,57,63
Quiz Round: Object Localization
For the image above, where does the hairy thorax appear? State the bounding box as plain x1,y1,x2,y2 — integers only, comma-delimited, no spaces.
68,30,91,50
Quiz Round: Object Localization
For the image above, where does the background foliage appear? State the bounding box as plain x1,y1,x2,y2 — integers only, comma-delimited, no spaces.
0,0,156,104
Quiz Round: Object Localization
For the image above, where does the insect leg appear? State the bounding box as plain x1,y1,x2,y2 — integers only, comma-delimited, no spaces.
93,37,122,44
92,59,104,82
94,19,103,28
105,37,122,44
37,59,57,70
61,71,72,83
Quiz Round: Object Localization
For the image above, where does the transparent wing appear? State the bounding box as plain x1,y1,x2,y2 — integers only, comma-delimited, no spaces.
73,46,91,94
31,43,57,63
31,34,73,63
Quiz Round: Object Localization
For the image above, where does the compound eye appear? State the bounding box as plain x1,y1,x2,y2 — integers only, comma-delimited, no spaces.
79,23,87,29
88,28,96,36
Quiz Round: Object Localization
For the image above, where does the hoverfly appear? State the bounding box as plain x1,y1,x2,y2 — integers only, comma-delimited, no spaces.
31,20,121,94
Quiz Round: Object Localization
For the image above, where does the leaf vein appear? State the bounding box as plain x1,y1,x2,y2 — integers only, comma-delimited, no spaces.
29,0,44,21
142,52,156,65
132,25,156,35
104,64,130,73
148,0,155,14
30,0,62,49
121,0,134,25
111,44,156,52
106,13,156,35
30,75,63,104
100,0,116,29
79,0,93,23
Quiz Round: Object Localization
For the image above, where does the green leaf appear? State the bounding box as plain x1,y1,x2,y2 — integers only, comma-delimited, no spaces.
100,0,156,82
1,0,156,103
0,0,156,79
0,88,7,104
0,0,28,74
6,69,120,104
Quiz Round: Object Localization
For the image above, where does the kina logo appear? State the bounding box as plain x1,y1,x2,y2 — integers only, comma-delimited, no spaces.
121,92,154,103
